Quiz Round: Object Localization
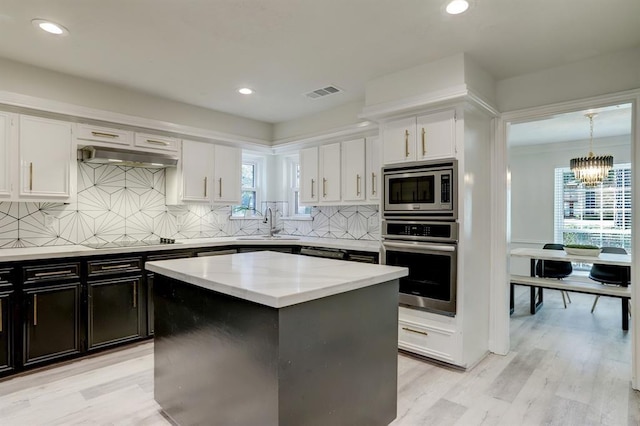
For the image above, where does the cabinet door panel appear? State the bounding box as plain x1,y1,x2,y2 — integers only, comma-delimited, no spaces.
25,283,80,364
416,110,456,160
182,140,214,202
89,277,141,348
0,293,12,372
342,139,366,202
319,143,341,202
366,137,381,201
300,147,319,204
0,112,13,197
383,117,416,164
19,115,72,198
213,145,241,203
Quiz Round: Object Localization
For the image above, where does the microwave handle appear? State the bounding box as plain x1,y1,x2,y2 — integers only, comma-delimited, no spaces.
383,241,455,252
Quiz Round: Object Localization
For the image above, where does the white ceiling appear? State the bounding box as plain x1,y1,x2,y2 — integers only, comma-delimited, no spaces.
508,103,633,147
0,1,639,124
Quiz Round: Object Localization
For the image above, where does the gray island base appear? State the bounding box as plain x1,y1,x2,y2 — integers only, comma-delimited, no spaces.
148,251,406,426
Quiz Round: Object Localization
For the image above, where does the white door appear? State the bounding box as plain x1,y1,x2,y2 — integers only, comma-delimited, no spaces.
299,147,319,204
181,140,214,202
416,110,456,160
319,143,341,202
19,115,72,199
213,145,241,203
366,137,381,201
383,117,416,164
0,112,13,198
342,138,365,202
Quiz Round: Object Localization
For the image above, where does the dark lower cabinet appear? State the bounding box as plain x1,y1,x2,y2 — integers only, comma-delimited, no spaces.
23,283,81,366
88,276,141,349
146,273,155,336
0,291,13,373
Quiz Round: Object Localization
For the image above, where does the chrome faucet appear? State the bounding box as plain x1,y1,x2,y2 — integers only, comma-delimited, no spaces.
263,207,274,237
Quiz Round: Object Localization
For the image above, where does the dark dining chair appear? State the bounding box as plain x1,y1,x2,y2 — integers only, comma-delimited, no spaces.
589,246,630,313
535,243,573,308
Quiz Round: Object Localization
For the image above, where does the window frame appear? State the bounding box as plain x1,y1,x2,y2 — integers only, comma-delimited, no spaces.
286,154,312,217
553,163,632,253
231,152,265,218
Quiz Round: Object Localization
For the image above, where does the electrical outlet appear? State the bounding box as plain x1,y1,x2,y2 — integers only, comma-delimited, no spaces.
368,216,379,229
176,214,185,226
43,213,56,229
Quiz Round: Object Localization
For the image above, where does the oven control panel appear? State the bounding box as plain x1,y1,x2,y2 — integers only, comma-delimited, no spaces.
382,220,458,242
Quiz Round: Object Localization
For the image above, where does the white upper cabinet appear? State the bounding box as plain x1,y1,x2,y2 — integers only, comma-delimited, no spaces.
365,137,381,201
134,132,179,152
383,117,416,164
75,123,133,146
180,140,215,203
0,112,14,198
342,138,365,202
416,110,456,161
383,109,455,164
213,144,241,204
299,147,319,204
19,115,72,199
319,143,341,203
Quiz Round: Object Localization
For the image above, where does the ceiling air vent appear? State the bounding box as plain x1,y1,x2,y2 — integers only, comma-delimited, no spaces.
304,85,343,100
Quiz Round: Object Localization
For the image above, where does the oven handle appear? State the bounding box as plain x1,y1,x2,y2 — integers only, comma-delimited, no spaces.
383,241,456,253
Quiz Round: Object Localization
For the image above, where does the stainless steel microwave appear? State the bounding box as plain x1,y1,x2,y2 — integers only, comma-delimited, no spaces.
382,159,457,218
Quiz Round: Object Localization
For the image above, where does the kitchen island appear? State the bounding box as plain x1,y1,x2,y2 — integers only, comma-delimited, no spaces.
146,250,407,426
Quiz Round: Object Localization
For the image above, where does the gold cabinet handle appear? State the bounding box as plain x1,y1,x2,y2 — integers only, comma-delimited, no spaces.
371,172,376,196
133,282,137,308
402,326,428,336
322,178,327,198
311,178,315,198
405,130,410,157
35,270,73,277
421,127,426,156
29,162,33,191
91,131,118,138
218,178,222,198
146,139,170,146
33,294,38,326
204,177,208,197
356,174,361,196
0,298,3,333
100,264,130,270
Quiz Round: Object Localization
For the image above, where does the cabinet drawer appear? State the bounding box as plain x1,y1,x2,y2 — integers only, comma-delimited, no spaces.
87,258,142,277
146,251,193,262
0,268,13,286
398,319,457,364
76,123,133,146
134,133,179,152
24,263,80,283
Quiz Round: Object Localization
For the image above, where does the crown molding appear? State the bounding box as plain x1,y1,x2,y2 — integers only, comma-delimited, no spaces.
271,121,379,154
0,90,271,149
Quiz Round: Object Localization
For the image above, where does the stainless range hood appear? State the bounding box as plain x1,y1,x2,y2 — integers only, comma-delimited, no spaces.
78,146,178,168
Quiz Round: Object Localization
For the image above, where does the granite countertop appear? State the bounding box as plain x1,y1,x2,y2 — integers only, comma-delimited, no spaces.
146,251,406,308
0,236,381,263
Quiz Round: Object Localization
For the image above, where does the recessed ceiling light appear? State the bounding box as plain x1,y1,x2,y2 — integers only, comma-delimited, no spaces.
445,0,469,15
238,88,253,95
32,19,69,35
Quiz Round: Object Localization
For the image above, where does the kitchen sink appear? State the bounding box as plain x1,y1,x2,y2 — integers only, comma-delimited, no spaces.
235,236,300,241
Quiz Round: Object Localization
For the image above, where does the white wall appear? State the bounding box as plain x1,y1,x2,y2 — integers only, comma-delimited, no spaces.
497,47,640,112
272,99,367,142
509,135,631,274
0,57,272,142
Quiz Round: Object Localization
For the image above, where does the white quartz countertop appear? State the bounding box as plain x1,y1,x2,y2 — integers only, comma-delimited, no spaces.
146,251,407,308
0,236,380,263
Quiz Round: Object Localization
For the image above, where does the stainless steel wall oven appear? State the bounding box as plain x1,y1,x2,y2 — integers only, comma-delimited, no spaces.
382,158,459,315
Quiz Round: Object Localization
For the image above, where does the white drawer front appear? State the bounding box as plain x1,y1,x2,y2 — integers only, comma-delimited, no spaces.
398,319,457,364
134,132,179,152
76,123,133,146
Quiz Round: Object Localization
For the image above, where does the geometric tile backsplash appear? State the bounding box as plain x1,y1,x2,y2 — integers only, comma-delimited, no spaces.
0,163,379,248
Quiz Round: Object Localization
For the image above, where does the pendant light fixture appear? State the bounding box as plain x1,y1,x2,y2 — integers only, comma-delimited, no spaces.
570,113,613,186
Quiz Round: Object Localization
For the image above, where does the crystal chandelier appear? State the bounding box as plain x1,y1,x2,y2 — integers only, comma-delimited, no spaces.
570,113,613,186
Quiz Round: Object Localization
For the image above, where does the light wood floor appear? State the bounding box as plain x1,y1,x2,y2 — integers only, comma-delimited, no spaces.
1,288,639,425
